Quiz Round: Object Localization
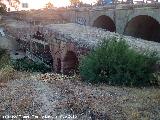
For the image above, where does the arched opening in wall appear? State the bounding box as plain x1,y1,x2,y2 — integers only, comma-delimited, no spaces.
33,31,45,41
63,51,79,75
43,45,53,67
124,15,160,42
57,58,61,73
33,44,53,69
93,15,116,32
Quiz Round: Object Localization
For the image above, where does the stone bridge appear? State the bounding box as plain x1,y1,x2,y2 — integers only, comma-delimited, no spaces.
64,3,160,42
4,19,160,74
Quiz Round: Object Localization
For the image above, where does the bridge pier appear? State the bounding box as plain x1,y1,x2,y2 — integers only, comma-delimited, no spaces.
51,41,80,75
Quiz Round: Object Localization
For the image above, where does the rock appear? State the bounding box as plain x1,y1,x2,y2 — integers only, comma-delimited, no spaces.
0,82,7,87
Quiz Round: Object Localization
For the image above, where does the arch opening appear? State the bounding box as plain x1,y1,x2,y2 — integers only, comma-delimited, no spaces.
124,15,160,42
56,58,61,73
33,31,45,41
93,15,116,32
63,51,79,75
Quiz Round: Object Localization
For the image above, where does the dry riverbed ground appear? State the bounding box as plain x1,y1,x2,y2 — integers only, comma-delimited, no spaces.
0,72,160,120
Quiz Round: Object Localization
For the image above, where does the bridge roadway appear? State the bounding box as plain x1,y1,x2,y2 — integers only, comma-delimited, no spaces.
4,20,160,74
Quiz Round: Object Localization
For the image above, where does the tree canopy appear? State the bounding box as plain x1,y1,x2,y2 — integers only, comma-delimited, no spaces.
0,2,7,13
0,0,20,12
45,2,54,9
70,0,80,7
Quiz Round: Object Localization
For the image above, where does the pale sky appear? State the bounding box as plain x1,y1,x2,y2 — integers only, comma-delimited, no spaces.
20,0,98,10
9,0,160,10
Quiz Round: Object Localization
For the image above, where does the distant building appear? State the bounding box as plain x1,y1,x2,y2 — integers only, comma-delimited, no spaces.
22,3,28,8
97,0,112,5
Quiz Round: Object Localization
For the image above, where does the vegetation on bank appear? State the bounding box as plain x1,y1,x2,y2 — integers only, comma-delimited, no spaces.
0,48,16,82
0,41,160,119
79,37,160,87
12,57,52,73
1,36,160,87
0,48,11,69
0,48,51,82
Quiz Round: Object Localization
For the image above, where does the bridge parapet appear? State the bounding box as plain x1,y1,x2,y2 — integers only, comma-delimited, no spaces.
116,3,160,9
69,2,160,12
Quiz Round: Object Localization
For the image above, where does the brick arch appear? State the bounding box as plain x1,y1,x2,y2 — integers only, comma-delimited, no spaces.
127,13,160,24
92,15,116,32
63,51,79,75
124,15,160,42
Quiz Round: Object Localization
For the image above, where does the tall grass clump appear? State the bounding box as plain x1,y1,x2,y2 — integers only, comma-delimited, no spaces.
0,65,17,82
0,48,11,69
79,37,159,87
0,48,18,82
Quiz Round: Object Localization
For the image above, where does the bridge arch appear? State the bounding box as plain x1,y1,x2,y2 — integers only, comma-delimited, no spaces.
63,51,79,75
93,15,116,32
124,15,160,42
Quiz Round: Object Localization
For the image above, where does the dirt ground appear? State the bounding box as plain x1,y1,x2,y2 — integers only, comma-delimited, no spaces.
0,73,160,120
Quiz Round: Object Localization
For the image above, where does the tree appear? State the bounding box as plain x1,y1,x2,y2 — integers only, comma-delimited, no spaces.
7,0,20,10
70,0,80,7
0,2,7,13
0,0,20,11
78,1,90,7
45,2,54,9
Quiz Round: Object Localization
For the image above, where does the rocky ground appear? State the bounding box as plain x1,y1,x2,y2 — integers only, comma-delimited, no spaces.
0,73,160,120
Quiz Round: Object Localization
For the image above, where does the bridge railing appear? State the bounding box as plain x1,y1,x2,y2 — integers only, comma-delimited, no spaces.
96,0,159,5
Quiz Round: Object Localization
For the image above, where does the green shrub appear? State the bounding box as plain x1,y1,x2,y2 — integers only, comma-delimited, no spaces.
79,38,159,87
0,48,52,74
0,51,4,59
0,48,6,59
12,58,52,73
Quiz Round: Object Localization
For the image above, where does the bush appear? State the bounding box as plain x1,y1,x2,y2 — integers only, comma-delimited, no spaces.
153,72,160,86
0,48,7,59
12,58,52,73
79,38,159,87
0,65,17,82
0,48,11,69
0,48,19,82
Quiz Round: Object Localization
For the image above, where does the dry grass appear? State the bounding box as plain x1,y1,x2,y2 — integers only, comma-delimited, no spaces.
153,72,160,86
37,73,160,120
0,48,30,84
0,73,159,119
0,65,31,87
0,50,11,68
0,65,16,82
